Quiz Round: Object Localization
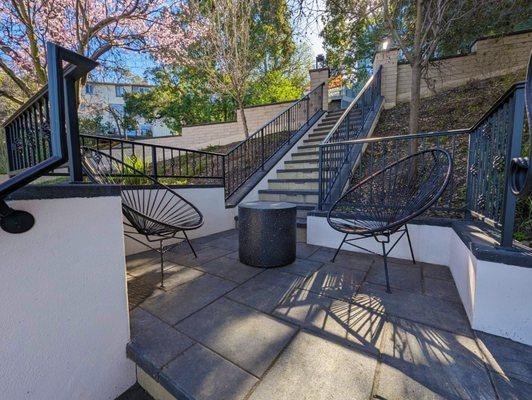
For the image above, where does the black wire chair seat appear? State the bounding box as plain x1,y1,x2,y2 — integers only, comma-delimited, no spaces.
327,148,453,293
81,147,204,287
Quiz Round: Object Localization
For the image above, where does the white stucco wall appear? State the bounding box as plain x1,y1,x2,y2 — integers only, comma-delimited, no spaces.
307,216,453,266
472,259,532,344
307,215,532,345
124,186,236,256
0,196,135,400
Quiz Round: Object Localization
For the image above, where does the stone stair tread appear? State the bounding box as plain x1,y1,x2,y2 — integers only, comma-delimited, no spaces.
258,189,318,194
268,178,319,183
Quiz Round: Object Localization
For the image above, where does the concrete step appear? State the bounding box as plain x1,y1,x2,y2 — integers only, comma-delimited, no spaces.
303,137,324,144
307,132,328,139
297,143,320,151
276,168,319,179
258,189,318,203
291,151,319,159
268,178,319,190
284,159,319,169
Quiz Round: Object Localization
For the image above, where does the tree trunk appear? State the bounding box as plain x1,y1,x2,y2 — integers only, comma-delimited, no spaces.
409,61,422,135
409,61,422,154
238,100,249,138
409,0,424,154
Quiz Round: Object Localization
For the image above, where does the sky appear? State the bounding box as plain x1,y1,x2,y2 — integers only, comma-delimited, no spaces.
97,2,326,82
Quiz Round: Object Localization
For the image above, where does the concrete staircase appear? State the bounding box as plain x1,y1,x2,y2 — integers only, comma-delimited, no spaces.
258,109,360,223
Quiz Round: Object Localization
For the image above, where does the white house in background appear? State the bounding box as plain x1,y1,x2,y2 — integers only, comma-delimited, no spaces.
80,81,173,137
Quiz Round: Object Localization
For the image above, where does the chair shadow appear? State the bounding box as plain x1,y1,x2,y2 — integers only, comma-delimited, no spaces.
275,265,497,399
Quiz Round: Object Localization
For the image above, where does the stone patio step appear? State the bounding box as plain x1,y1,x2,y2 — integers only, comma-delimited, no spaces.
267,178,319,190
275,168,319,179
258,188,318,203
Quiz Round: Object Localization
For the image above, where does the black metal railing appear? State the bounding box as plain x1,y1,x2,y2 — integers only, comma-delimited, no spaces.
467,81,526,246
317,81,527,247
3,62,325,202
0,43,97,233
80,134,225,184
224,83,324,198
318,66,382,209
336,129,470,217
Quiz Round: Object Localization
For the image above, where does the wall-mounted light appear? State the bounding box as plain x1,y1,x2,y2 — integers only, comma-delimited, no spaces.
381,39,390,51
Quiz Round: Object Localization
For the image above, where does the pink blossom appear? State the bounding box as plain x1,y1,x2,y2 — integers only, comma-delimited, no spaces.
0,0,202,88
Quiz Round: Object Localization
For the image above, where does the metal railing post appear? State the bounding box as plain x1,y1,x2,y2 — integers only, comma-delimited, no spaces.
64,78,83,182
261,128,265,170
318,145,324,210
222,155,227,197
500,86,525,247
151,146,158,180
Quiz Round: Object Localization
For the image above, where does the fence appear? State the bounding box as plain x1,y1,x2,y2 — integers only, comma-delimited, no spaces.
318,66,382,209
224,84,324,198
80,135,225,185
2,51,324,203
318,81,527,247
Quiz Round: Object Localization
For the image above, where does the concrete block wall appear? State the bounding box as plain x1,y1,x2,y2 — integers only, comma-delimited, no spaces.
136,101,295,150
309,68,330,110
374,30,532,108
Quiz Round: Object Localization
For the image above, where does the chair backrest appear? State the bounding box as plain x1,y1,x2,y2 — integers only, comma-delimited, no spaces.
328,148,452,235
81,147,203,235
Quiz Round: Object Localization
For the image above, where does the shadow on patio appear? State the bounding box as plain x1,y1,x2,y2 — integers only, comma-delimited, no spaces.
125,229,532,400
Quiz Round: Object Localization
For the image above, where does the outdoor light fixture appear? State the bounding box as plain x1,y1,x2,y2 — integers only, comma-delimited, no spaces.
381,39,390,51
315,54,326,69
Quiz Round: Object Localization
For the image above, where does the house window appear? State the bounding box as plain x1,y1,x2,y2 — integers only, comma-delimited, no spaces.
85,84,94,95
115,85,125,97
132,86,150,94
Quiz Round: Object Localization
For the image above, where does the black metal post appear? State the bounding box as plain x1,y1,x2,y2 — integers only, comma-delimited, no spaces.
261,128,265,170
318,145,324,209
151,146,158,180
64,78,83,182
500,86,526,247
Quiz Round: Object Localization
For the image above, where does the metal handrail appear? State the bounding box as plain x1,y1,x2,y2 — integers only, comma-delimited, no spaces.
224,83,324,198
322,66,382,145
319,81,527,248
80,134,226,157
0,43,98,233
323,128,470,147
317,66,383,209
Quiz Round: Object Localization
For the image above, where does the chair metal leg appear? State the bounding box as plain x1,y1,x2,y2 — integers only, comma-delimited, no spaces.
159,239,165,288
382,242,392,294
405,225,416,264
183,231,197,258
332,233,348,262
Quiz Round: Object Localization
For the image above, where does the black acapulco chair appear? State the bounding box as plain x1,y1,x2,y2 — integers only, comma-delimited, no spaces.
327,148,452,293
81,147,204,288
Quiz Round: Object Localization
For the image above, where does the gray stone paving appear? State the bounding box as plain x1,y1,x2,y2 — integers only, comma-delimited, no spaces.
126,229,532,400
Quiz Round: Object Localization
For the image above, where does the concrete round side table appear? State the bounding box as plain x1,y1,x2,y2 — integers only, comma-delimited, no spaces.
238,202,297,267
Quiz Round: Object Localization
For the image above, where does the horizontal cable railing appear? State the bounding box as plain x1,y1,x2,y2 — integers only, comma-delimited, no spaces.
318,66,382,209
80,135,225,185
224,83,324,198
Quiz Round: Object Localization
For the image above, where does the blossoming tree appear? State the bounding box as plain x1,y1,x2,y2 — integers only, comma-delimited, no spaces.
0,0,198,105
